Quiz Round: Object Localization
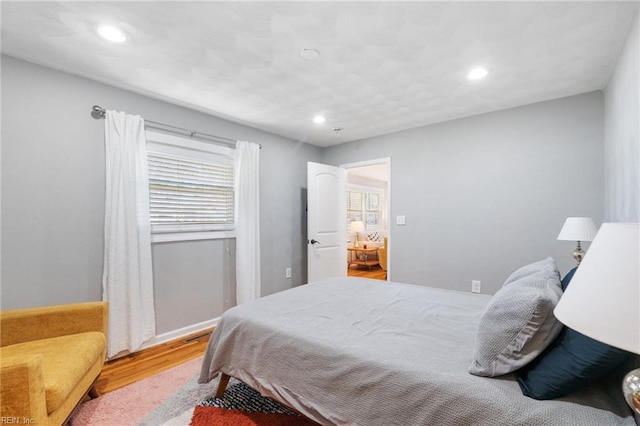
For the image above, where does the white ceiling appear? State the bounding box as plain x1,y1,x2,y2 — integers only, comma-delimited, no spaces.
2,2,638,147
348,164,389,182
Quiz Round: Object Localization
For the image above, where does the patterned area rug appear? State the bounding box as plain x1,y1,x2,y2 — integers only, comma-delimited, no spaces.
71,357,318,425
192,380,319,426
70,357,215,426
200,381,298,414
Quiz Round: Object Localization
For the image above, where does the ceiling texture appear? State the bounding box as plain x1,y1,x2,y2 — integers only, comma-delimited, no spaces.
2,1,638,147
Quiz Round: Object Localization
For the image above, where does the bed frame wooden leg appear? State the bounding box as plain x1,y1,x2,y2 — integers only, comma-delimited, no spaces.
216,373,230,398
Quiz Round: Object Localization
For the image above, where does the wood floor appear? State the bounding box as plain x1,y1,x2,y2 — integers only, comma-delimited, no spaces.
94,328,212,396
348,264,387,280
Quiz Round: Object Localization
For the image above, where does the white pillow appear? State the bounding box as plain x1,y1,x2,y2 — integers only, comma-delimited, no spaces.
469,271,563,377
502,257,560,287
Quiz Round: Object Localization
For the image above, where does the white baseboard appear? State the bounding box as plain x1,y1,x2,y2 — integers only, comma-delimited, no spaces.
106,317,220,361
140,317,220,351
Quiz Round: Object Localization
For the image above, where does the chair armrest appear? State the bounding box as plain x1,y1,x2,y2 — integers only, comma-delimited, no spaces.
1,301,108,347
0,354,48,424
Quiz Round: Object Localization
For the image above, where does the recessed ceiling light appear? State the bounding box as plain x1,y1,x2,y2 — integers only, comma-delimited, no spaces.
467,67,488,81
300,49,320,61
97,25,126,43
313,115,326,124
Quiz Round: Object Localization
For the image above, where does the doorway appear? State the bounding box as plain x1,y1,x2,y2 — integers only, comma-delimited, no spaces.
342,158,391,281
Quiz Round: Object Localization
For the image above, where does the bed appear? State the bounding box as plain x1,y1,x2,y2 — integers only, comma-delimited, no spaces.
198,276,637,425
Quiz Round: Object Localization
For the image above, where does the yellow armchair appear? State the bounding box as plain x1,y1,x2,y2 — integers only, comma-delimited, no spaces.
378,237,388,278
0,301,108,425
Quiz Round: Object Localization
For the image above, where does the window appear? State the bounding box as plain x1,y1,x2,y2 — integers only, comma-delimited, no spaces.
347,190,363,222
146,131,235,242
347,187,383,230
365,193,379,228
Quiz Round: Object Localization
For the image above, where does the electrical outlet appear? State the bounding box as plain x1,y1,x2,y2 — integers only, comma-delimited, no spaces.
285,267,292,279
471,280,481,293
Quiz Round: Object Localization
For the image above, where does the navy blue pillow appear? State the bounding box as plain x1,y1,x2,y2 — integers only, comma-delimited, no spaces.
517,268,631,399
560,266,577,291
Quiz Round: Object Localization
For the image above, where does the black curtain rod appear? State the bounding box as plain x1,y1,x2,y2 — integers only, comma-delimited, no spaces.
91,105,246,149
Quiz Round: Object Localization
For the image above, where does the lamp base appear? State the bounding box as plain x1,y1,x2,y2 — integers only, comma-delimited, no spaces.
572,241,585,265
623,368,640,414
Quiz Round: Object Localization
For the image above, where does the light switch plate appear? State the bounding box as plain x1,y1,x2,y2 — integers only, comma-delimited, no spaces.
396,215,406,225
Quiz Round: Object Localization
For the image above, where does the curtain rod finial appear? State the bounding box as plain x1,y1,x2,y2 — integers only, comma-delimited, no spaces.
91,105,106,119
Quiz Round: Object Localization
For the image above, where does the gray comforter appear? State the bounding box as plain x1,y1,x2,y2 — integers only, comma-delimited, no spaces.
199,277,636,425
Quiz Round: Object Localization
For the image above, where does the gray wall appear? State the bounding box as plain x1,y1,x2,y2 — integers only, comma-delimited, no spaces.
1,55,321,333
3,45,626,326
322,92,604,295
604,10,639,222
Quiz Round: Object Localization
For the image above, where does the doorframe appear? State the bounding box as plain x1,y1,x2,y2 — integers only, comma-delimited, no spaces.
340,157,391,281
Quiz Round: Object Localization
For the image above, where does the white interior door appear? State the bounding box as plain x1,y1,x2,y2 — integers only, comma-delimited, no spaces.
307,162,347,282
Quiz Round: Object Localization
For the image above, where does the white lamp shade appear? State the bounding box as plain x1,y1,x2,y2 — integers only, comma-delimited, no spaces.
554,223,640,354
350,220,365,233
557,217,598,241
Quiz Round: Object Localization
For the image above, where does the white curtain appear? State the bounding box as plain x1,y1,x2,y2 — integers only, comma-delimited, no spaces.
102,110,156,358
235,141,261,304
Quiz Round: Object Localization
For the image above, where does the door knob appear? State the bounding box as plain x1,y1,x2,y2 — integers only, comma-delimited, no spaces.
309,239,320,245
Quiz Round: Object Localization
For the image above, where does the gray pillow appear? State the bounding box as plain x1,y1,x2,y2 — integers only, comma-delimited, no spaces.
502,257,560,287
469,273,563,377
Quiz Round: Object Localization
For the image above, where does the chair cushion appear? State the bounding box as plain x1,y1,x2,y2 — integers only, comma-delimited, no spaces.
0,332,106,414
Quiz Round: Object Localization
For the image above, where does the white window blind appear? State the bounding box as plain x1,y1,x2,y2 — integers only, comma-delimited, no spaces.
347,191,363,211
145,130,236,239
148,151,234,232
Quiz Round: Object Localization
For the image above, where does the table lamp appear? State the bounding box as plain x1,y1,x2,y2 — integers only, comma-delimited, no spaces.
557,217,598,265
350,221,365,247
554,223,640,413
